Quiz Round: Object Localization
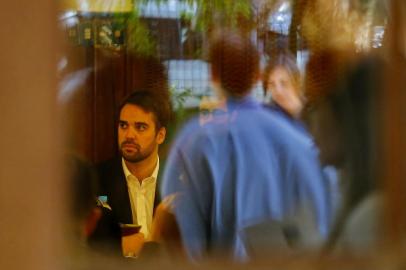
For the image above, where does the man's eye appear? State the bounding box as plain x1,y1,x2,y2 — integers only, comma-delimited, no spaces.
119,122,128,129
136,124,147,131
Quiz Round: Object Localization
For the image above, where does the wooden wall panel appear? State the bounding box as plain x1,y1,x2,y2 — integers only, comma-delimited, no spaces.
93,48,126,163
0,0,62,269
62,46,95,162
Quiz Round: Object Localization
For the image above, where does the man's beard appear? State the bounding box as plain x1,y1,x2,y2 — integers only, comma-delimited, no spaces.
120,141,155,163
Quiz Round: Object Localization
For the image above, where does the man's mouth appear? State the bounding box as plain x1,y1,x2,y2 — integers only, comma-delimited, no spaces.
122,143,140,151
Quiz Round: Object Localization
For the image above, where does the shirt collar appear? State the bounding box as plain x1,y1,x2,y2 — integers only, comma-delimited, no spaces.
122,157,160,181
268,101,291,118
226,95,261,110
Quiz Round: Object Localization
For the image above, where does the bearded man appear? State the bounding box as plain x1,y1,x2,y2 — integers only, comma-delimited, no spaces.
94,90,170,257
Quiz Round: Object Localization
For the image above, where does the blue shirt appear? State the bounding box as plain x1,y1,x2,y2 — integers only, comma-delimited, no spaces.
162,97,331,260
265,102,309,137
265,102,339,215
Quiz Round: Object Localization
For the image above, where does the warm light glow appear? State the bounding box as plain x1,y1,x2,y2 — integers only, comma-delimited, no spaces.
60,0,133,12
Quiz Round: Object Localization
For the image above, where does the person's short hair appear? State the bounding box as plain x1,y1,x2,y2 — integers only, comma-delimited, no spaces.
209,30,260,97
118,90,171,131
262,51,301,96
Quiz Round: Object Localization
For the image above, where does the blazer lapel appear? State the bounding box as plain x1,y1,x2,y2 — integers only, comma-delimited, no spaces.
108,157,164,219
109,158,134,224
153,160,164,214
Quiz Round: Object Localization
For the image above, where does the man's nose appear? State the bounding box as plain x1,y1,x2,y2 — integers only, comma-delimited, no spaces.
125,126,137,139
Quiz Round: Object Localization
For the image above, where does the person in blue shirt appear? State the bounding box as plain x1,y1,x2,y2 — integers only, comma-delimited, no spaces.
156,30,331,261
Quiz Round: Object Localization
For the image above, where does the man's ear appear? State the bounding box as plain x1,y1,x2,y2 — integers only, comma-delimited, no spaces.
156,127,166,145
210,71,225,99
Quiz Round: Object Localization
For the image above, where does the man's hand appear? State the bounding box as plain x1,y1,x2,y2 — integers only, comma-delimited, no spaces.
150,198,184,258
121,232,145,257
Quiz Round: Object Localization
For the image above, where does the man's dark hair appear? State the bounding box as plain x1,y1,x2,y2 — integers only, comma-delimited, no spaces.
118,90,171,131
209,30,260,98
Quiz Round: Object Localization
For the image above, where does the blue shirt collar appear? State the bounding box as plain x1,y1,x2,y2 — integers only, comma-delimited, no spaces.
226,95,261,111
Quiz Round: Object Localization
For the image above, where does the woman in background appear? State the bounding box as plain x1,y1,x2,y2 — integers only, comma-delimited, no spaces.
262,52,338,249
263,52,306,133
264,51,338,206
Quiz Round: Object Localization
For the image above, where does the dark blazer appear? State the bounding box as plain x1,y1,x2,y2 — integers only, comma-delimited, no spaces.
88,157,163,257
96,157,162,224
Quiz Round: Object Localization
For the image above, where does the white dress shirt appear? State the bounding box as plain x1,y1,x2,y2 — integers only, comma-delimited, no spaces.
122,158,159,240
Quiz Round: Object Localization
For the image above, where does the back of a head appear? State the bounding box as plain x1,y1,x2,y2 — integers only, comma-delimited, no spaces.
209,30,259,98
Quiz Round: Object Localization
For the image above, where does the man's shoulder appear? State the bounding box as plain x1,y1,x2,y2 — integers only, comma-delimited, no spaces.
173,105,308,152
234,106,296,135
236,107,317,158
175,107,281,139
172,117,206,147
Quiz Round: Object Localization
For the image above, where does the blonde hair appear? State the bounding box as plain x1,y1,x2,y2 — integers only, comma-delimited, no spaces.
262,52,301,97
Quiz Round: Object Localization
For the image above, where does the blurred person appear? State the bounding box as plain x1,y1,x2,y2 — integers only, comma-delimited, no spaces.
263,51,339,222
69,154,100,242
157,30,332,261
68,154,123,261
263,52,304,120
304,50,383,253
95,90,171,257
